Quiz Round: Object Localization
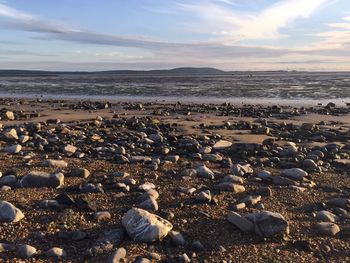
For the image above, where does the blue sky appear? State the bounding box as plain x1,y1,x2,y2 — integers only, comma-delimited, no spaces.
0,0,350,71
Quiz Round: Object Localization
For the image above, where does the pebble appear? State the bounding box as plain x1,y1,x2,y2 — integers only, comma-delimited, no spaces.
16,244,37,258
313,222,340,236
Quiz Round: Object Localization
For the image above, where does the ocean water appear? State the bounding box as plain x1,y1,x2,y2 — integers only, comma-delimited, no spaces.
1,71,350,105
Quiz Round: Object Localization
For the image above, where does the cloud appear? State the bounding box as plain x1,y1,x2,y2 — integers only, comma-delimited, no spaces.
178,0,333,41
0,2,293,61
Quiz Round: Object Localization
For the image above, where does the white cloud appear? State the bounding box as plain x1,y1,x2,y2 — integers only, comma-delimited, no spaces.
179,0,332,42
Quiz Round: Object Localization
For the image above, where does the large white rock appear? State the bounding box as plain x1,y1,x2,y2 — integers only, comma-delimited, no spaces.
0,201,24,223
122,208,173,243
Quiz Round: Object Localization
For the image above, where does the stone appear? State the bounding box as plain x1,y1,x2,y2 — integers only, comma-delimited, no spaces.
202,154,223,162
273,176,298,186
138,197,159,211
241,195,261,206
5,111,15,120
63,144,77,156
313,222,340,236
2,128,18,140
0,201,24,222
191,240,204,252
95,211,112,222
196,190,211,202
69,168,90,178
19,135,30,144
165,155,180,163
45,247,66,258
316,210,338,223
303,159,318,170
231,163,253,176
138,182,156,191
169,230,186,246
245,211,289,237
227,211,254,233
213,140,232,150
16,244,37,258
222,174,244,184
5,145,22,154
257,170,273,181
107,247,127,263
214,183,245,193
327,198,350,209
0,243,15,252
196,165,215,179
21,171,64,188
281,168,308,181
122,208,173,243
42,159,68,168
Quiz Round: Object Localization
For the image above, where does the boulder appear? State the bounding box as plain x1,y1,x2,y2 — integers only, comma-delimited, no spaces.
20,171,64,188
0,201,24,223
122,208,172,243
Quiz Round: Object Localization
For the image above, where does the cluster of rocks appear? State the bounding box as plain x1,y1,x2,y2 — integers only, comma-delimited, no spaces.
0,100,350,261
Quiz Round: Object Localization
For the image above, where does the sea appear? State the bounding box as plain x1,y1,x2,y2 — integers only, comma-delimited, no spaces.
1,71,350,105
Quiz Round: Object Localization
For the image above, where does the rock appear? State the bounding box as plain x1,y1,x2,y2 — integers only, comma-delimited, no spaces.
222,174,244,184
213,140,232,150
0,243,15,252
63,144,77,156
241,195,261,206
138,182,156,191
214,183,245,193
202,154,223,162
303,159,318,170
327,198,350,209
21,171,64,188
231,163,253,176
191,240,204,252
42,159,68,168
107,247,127,263
165,155,180,163
19,135,30,144
316,211,338,223
273,176,298,186
5,145,22,154
2,128,18,140
196,165,215,179
5,111,15,120
257,170,273,181
245,211,289,237
16,244,37,258
169,231,186,246
138,197,159,211
0,201,24,222
95,211,112,222
281,168,308,181
227,211,255,233
69,168,90,178
45,247,66,258
196,190,211,202
313,222,340,236
122,208,173,243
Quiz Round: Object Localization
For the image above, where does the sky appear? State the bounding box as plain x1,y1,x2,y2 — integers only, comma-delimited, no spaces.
0,0,350,71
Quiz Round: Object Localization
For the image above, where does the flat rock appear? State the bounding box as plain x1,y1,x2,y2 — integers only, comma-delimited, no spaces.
21,171,64,188
227,211,255,233
213,140,232,150
281,168,308,181
245,211,289,237
214,183,245,193
42,159,68,168
122,208,173,243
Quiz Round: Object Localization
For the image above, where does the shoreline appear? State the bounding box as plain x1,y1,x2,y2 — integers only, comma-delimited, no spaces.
0,93,350,107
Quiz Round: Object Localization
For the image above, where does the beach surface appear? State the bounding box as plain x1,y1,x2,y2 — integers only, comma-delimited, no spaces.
0,98,350,262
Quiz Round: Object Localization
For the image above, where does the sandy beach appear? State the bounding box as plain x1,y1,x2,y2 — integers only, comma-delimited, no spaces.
0,98,350,262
